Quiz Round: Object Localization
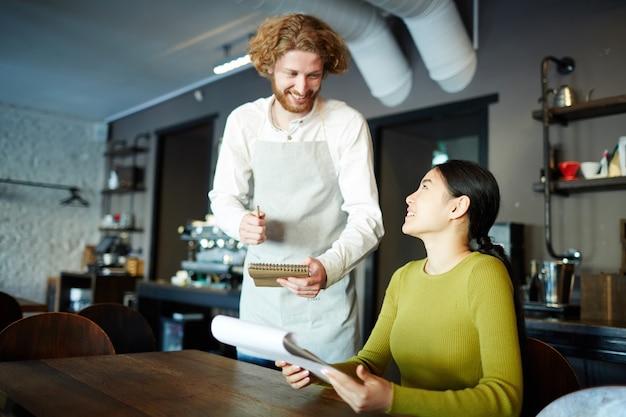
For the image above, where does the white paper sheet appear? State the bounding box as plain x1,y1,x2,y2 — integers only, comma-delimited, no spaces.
210,315,337,382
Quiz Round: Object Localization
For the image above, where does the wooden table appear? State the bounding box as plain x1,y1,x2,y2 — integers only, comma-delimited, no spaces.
0,350,380,417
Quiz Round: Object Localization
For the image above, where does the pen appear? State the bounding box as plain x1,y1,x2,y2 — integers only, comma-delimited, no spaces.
256,205,260,217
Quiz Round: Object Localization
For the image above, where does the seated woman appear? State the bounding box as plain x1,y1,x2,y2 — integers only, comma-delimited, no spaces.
277,159,526,417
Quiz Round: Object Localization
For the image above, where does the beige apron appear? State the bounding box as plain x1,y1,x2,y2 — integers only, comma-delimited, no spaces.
239,117,360,363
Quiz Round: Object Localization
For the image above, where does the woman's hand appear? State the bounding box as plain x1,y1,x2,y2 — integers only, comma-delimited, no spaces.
275,360,318,389
322,364,392,414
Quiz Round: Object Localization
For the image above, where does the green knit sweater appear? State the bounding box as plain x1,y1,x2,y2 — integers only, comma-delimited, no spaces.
334,252,523,417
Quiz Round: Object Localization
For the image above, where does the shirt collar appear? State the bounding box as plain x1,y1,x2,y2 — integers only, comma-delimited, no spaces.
267,95,322,128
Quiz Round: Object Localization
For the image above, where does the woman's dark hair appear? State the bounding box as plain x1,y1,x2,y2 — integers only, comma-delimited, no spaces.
435,160,527,367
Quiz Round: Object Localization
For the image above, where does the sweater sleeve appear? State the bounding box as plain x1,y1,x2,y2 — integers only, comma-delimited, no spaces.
332,265,401,377
389,257,523,417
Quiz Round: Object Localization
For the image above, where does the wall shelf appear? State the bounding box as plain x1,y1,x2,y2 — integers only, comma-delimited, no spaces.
99,227,144,233
533,176,626,195
104,146,149,158
532,94,626,125
101,187,146,194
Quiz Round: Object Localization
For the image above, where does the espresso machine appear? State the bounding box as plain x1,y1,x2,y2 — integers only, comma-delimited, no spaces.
177,215,246,289
91,234,132,274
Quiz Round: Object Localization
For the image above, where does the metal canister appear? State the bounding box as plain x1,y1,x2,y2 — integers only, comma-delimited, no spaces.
539,261,575,306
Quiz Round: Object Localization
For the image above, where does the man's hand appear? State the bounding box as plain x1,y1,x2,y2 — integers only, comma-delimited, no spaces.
239,208,265,245
277,257,327,298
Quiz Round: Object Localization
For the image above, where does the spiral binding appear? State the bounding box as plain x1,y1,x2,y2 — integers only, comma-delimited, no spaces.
248,263,308,273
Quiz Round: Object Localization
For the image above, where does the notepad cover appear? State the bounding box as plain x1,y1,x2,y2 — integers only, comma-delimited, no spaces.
248,263,309,287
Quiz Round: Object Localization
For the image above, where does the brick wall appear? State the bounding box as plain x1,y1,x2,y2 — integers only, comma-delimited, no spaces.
0,104,105,304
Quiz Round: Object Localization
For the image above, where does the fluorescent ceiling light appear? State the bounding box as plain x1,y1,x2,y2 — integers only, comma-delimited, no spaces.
213,54,251,75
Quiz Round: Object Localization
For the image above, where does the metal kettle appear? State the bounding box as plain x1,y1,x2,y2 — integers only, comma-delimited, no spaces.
551,85,576,107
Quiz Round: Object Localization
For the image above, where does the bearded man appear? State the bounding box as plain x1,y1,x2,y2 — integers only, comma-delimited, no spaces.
209,13,384,368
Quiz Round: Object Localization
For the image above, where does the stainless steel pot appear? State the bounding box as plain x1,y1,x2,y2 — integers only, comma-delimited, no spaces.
539,261,575,305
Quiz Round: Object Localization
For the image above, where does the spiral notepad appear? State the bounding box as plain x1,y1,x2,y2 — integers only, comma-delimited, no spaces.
248,263,309,287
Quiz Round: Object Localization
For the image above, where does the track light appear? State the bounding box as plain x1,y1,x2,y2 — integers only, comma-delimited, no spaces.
212,42,251,75
213,54,251,75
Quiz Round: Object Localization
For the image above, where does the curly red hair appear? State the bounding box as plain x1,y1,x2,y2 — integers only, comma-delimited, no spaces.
248,13,350,79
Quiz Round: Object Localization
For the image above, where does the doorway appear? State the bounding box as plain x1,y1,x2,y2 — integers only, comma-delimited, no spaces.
151,116,215,281
364,94,497,336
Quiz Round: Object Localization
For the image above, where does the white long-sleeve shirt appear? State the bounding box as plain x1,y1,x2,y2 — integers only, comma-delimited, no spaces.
209,95,384,286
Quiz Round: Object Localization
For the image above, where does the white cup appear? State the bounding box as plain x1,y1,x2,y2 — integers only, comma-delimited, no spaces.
580,161,601,179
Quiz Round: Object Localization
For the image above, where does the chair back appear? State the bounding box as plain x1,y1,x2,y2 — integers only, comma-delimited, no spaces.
0,312,115,361
78,302,156,354
0,291,23,331
522,337,582,417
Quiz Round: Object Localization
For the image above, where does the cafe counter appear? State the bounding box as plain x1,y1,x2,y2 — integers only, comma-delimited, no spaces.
525,316,626,387
135,281,240,354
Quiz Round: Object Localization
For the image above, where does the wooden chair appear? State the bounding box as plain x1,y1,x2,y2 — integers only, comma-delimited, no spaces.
522,337,582,417
78,302,156,354
0,312,115,361
0,291,23,331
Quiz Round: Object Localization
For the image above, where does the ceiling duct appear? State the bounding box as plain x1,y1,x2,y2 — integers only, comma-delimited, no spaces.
238,0,413,106
364,0,477,92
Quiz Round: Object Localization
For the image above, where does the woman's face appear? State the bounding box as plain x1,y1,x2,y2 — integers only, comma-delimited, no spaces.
402,168,456,238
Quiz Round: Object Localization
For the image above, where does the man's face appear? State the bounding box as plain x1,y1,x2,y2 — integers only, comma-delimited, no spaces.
269,50,323,116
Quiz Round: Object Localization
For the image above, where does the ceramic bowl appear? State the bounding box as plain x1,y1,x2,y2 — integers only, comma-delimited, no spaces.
558,161,580,180
579,161,601,179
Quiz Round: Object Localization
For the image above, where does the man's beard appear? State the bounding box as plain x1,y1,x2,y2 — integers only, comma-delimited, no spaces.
271,77,319,114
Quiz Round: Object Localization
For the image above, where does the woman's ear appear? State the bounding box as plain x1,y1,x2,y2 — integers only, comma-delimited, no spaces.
450,195,470,219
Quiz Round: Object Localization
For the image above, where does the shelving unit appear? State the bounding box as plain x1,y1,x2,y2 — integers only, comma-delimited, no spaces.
532,94,626,196
535,56,625,261
101,134,150,234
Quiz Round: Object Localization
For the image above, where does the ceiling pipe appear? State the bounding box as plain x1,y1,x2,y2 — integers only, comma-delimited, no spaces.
237,0,413,106
364,0,477,93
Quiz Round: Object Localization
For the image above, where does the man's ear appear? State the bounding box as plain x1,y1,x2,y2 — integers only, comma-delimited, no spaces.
450,195,470,220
